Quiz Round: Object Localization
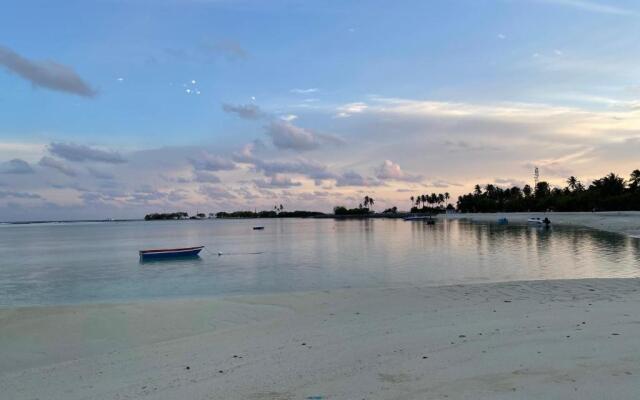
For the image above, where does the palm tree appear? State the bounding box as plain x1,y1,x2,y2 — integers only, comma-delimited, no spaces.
363,195,374,209
421,194,427,209
410,196,415,208
474,185,482,195
630,169,640,190
444,192,450,206
590,173,625,196
566,176,579,192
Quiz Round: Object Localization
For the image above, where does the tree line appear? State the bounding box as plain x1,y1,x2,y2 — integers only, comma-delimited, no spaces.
409,192,452,213
456,170,640,213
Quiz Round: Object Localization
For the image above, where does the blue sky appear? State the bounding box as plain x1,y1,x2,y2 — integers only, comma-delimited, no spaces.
1,0,640,220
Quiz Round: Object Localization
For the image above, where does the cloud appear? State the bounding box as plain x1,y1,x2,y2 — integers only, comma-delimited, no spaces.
335,171,383,187
38,156,76,177
254,175,302,188
2,159,34,174
533,0,636,15
0,45,96,97
335,102,368,118
87,167,115,180
233,142,336,183
290,88,318,94
0,190,41,199
494,178,529,188
190,154,236,171
443,140,500,153
222,103,264,120
48,142,126,164
375,160,422,182
199,185,237,200
265,120,344,151
223,103,344,151
425,180,463,188
193,170,221,183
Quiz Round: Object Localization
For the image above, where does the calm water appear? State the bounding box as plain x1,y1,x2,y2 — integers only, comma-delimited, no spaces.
1,218,639,306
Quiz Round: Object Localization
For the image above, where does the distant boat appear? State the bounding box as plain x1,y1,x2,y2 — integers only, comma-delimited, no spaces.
139,246,204,260
403,215,433,221
528,217,551,226
497,217,508,225
403,215,436,224
253,226,265,230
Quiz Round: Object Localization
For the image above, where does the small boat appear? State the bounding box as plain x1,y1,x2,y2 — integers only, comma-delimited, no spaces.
527,217,551,225
253,226,265,230
139,246,204,260
497,217,508,225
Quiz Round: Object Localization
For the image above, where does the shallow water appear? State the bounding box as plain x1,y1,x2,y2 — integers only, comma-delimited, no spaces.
0,218,639,306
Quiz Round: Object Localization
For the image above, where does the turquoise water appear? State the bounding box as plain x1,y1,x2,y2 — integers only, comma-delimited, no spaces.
1,218,639,306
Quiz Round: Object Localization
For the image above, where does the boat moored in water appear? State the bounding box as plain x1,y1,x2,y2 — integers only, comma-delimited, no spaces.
253,226,265,230
403,215,436,224
527,217,551,226
139,246,204,260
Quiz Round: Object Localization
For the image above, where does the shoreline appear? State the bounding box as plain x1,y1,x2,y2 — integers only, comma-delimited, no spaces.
2,277,639,399
443,211,640,238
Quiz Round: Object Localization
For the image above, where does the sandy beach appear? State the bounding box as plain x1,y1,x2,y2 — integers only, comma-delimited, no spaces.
444,211,640,238
1,278,639,399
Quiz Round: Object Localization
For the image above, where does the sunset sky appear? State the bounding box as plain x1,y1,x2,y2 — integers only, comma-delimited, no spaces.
1,0,640,220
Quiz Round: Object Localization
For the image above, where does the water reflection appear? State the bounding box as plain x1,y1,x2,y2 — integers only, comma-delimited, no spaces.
0,219,638,305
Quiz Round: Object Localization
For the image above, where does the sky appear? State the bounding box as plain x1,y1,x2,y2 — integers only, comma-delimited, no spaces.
1,0,640,220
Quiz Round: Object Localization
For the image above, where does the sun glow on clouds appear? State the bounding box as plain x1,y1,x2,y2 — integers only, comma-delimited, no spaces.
3,95,640,218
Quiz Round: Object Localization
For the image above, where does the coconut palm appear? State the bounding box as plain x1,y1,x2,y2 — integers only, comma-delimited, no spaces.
566,176,579,192
630,169,640,190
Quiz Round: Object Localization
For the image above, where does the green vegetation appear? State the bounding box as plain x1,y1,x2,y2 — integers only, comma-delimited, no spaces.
333,196,376,216
456,170,640,212
409,192,451,213
144,212,189,220
215,210,325,218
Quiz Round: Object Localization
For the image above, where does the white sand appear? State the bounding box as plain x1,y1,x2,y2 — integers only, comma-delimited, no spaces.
443,211,640,237
1,278,640,399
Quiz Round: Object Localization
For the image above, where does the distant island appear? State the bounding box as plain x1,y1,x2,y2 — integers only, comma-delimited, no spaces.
144,169,640,220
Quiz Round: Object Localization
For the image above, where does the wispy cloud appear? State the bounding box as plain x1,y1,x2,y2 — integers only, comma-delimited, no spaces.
290,88,318,94
375,160,422,182
38,156,76,177
222,103,265,120
48,142,126,164
265,120,344,151
1,159,34,174
0,45,96,97
335,102,368,118
534,0,636,15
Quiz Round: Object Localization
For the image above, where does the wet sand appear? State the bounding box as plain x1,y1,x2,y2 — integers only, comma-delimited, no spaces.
1,278,639,399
